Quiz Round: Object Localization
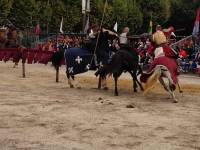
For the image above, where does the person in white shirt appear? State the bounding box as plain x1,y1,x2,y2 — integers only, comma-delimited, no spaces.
119,27,130,46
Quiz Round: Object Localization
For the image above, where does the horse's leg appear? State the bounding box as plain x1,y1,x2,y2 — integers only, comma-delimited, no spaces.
101,77,108,90
130,71,143,92
159,77,168,91
13,62,18,68
66,71,74,88
72,75,81,89
98,76,101,89
169,90,178,103
133,79,137,92
114,76,118,96
167,81,178,103
131,72,138,92
162,70,178,103
177,81,183,93
134,74,144,91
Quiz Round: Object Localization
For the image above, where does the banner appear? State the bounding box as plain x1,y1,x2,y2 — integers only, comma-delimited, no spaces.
84,17,89,33
82,0,90,14
113,22,118,32
60,17,64,34
148,20,152,34
192,8,200,36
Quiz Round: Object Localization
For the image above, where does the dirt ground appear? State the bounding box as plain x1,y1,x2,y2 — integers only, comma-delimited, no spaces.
0,62,200,150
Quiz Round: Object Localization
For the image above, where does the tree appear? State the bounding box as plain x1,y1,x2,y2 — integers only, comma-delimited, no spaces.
91,0,143,33
138,0,171,32
62,0,82,32
0,0,12,23
1,0,198,35
126,0,143,33
36,0,53,34
48,0,65,33
166,0,200,35
9,0,37,29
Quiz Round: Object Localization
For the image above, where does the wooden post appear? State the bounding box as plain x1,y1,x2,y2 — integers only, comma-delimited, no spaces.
22,62,26,78
56,66,59,83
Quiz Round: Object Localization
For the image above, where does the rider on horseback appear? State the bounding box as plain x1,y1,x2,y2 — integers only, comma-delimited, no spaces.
119,27,130,47
144,25,179,90
119,27,138,60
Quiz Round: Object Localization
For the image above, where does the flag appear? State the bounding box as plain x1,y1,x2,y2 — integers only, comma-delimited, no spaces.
84,16,89,33
35,23,41,36
148,20,153,34
113,22,118,32
60,17,64,34
82,0,90,14
192,8,200,36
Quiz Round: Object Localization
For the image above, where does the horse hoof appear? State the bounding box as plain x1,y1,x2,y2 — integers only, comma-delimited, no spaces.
13,65,17,68
115,93,119,96
77,86,82,89
103,87,109,90
70,85,74,88
173,99,178,103
134,89,137,92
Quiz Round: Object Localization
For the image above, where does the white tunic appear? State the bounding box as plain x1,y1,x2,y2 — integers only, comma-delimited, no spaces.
154,47,165,58
119,32,128,44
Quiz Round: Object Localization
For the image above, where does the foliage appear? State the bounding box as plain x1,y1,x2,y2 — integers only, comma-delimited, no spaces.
0,0,12,22
166,0,200,35
9,0,37,29
137,0,171,32
0,0,199,35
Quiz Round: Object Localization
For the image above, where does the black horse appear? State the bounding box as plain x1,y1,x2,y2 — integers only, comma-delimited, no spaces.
51,30,117,89
95,48,144,96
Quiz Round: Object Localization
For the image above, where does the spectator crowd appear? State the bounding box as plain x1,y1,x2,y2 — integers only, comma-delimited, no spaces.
35,31,200,76
35,35,84,52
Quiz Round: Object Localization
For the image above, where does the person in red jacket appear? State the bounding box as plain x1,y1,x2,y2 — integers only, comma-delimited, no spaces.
146,25,179,88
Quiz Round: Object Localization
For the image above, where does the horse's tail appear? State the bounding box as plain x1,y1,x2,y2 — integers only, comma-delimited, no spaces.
51,48,65,69
143,66,162,95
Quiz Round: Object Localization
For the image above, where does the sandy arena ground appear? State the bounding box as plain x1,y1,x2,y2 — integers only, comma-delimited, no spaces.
0,62,200,150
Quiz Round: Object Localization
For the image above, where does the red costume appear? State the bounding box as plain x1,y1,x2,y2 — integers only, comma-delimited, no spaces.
144,26,179,87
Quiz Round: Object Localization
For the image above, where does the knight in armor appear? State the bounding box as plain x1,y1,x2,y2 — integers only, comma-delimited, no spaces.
152,25,178,59
148,25,179,86
88,26,118,65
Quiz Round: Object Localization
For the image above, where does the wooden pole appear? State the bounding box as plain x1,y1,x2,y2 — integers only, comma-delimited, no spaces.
82,0,88,33
56,66,59,82
22,62,26,78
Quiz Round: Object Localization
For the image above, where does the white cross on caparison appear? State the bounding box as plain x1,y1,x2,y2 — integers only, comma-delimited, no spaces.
86,64,90,70
68,67,74,73
75,56,82,64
